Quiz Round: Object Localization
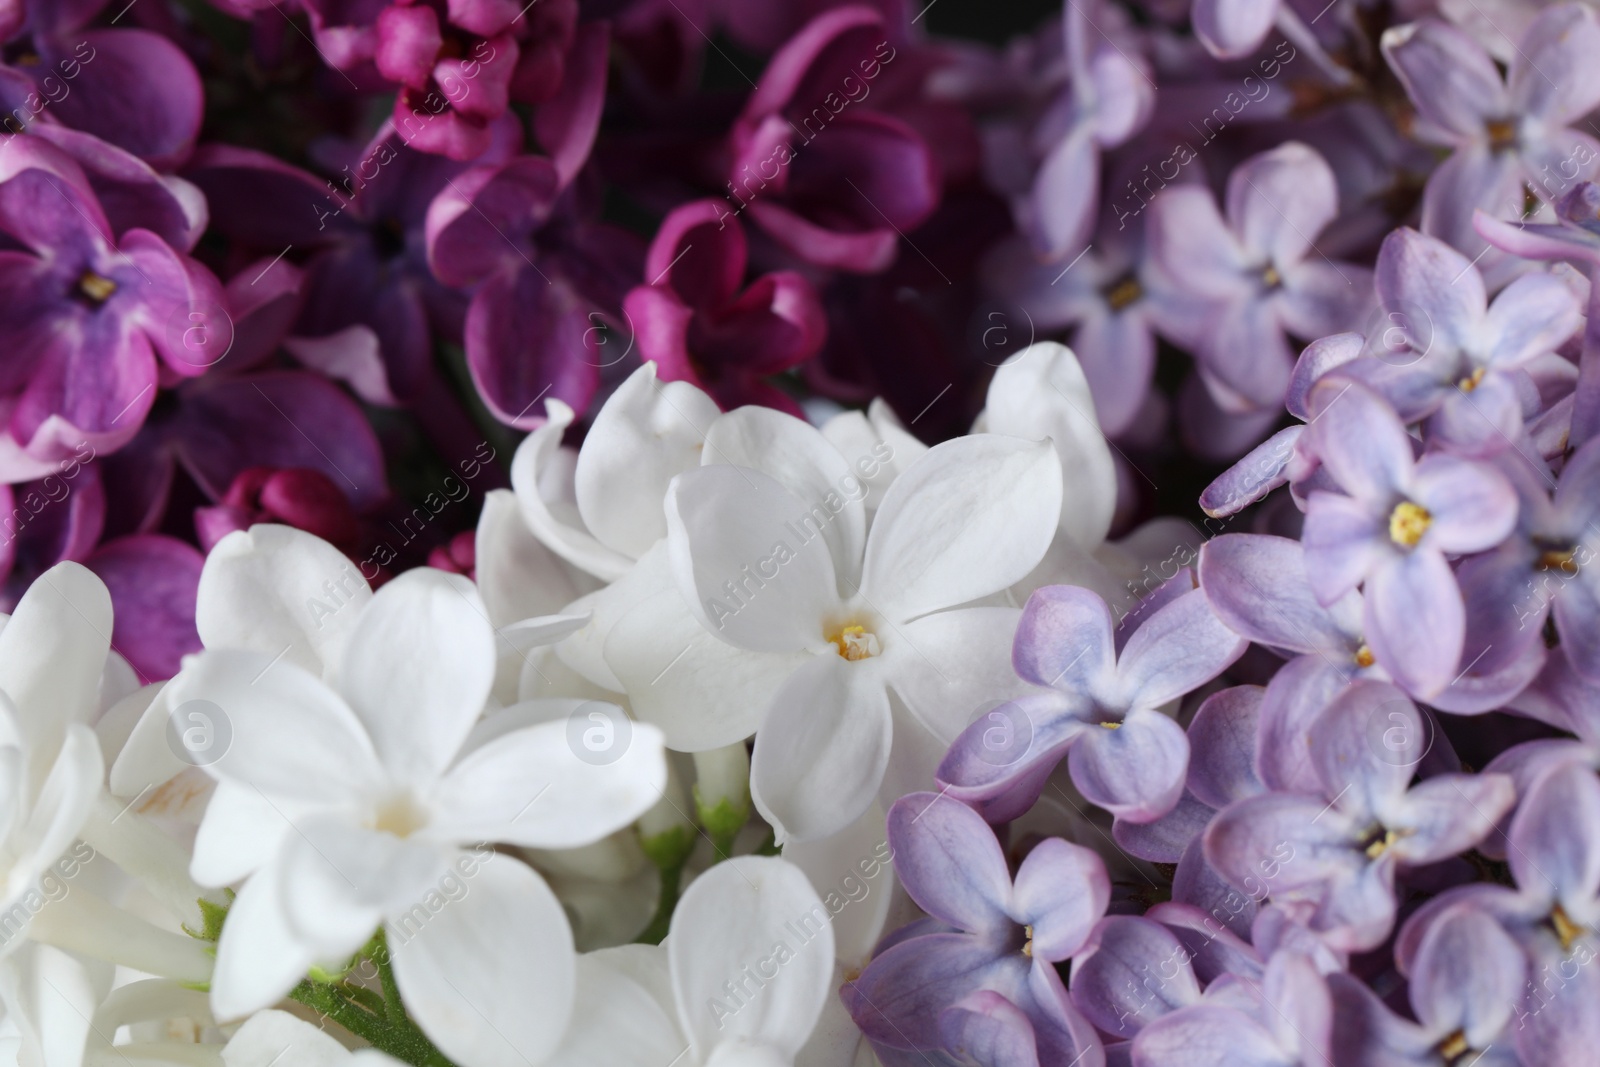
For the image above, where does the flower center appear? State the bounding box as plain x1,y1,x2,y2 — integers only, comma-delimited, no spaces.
1549,903,1584,952
1486,117,1519,152
1360,826,1401,859
1104,275,1142,311
1457,366,1486,392
1538,546,1579,574
830,624,880,661
1260,264,1282,289
1354,643,1375,668
1021,924,1034,958
1388,501,1431,547
371,791,429,839
77,271,117,305
1437,1031,1471,1064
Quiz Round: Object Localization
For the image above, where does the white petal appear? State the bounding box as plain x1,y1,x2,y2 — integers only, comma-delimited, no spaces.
703,407,867,588
210,861,319,1020
751,657,892,843
279,819,446,954
195,526,370,682
860,435,1062,621
0,562,111,777
982,342,1117,547
605,586,806,751
428,717,666,848
883,607,1029,746
670,857,835,1060
509,400,634,581
575,363,720,560
222,1009,363,1067
666,466,840,654
0,945,97,1067
543,946,684,1067
390,856,575,1067
106,683,181,803
553,543,676,693
474,489,598,629
6,725,101,906
820,400,928,513
338,569,495,783
190,780,302,887
780,802,895,966
172,648,380,804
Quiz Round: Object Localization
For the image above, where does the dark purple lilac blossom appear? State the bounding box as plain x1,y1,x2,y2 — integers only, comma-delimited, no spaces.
622,198,826,415
842,791,1105,1066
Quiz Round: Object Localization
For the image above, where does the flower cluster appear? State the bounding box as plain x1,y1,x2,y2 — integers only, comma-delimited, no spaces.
0,0,1598,1065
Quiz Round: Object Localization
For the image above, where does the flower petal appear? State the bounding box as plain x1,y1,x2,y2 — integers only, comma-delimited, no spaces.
1067,708,1189,822
886,790,1013,935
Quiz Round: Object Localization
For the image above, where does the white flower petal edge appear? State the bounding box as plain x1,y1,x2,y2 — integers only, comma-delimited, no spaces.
223,1009,404,1065
545,857,834,1067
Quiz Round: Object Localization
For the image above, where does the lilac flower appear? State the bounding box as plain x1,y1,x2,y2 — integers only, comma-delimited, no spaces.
193,467,361,554
1397,760,1600,1065
622,199,826,415
1300,379,1518,697
1334,227,1580,456
425,154,643,428
725,6,939,272
938,580,1245,824
85,532,203,682
1147,142,1373,414
1382,6,1600,261
1205,680,1514,952
0,138,225,480
1132,949,1333,1067
842,791,1105,1066
0,0,203,166
1330,904,1525,1067
1476,181,1600,452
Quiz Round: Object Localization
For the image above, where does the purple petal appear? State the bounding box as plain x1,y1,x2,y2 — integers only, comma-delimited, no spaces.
1132,1004,1287,1067
1196,298,1294,412
1117,588,1246,711
844,933,1016,1051
1410,904,1526,1043
1192,0,1277,59
938,991,1041,1067
1380,19,1507,142
1204,792,1363,900
1308,679,1420,820
1071,916,1201,1038
1013,585,1116,693
1365,549,1465,699
1508,759,1600,913
1410,453,1517,554
1374,227,1486,352
1482,271,1582,369
1198,427,1300,518
887,791,1013,936
1308,379,1415,504
1508,4,1600,125
85,533,202,683
1114,791,1213,865
1257,655,1350,794
1067,708,1189,823
1226,142,1337,267
464,265,598,430
425,157,559,288
1011,839,1108,961
42,29,203,168
937,692,1085,817
1389,773,1514,865
531,22,608,188
1199,534,1355,656
1187,686,1265,809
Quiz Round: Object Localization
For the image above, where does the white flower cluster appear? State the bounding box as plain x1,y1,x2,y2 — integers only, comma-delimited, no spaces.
0,345,1174,1067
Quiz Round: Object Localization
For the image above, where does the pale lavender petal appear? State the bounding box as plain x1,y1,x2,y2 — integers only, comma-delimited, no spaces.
1373,227,1485,351
1067,708,1189,823
1410,453,1517,554
938,991,1041,1067
1011,839,1108,960
888,791,1013,935
1117,588,1246,711
1071,916,1201,1038
1186,686,1265,809
1365,550,1465,699
1381,19,1507,142
1013,585,1116,693
1199,534,1353,656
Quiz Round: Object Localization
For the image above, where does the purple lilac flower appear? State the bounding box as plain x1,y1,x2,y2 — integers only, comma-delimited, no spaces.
938,579,1245,824
622,198,826,415
1382,5,1600,263
1332,227,1580,457
1330,903,1525,1067
0,138,225,480
1396,760,1600,1065
842,791,1105,1067
1147,142,1373,415
1205,680,1514,952
725,6,939,272
1299,378,1518,697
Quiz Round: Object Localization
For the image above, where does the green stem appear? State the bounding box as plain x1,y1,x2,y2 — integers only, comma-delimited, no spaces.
366,929,407,1026
289,978,456,1067
709,829,739,865
635,862,684,945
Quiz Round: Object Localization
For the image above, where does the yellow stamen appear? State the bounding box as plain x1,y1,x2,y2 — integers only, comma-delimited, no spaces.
830,625,879,661
1022,924,1034,957
1099,721,1121,730
1105,276,1142,311
1354,644,1375,668
1552,903,1583,952
78,271,116,303
1539,547,1578,574
1486,118,1519,152
1438,1031,1471,1061
1458,367,1486,392
1364,828,1399,859
1388,501,1432,547
1261,264,1282,289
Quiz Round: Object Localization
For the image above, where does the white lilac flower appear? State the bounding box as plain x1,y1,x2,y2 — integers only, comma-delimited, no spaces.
168,533,667,1067
543,856,834,1067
